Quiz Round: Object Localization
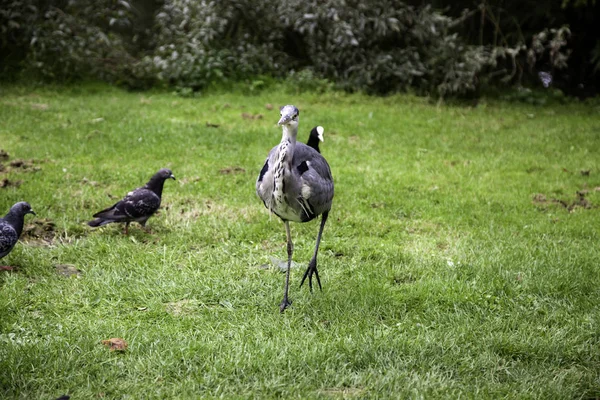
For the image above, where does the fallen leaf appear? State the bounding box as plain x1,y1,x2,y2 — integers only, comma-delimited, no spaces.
101,338,128,351
265,103,273,110
205,122,220,128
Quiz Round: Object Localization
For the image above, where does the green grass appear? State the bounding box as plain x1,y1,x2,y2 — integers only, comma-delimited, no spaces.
1,83,599,399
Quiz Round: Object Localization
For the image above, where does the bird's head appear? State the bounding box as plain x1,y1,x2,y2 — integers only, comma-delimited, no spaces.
11,201,35,216
156,168,176,181
315,126,324,142
278,105,300,128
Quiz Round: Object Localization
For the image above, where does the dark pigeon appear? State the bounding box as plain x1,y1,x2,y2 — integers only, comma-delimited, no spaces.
306,126,324,153
0,201,36,271
88,168,175,234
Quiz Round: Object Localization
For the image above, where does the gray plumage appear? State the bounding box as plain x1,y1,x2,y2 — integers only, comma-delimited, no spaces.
0,202,36,266
256,105,334,312
88,168,175,234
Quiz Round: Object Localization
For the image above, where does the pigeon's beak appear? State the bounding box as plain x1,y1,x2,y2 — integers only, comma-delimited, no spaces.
169,174,176,180
28,210,36,216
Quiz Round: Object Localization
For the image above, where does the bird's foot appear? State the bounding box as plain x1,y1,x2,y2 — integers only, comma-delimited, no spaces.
0,265,15,272
300,259,322,292
279,298,292,313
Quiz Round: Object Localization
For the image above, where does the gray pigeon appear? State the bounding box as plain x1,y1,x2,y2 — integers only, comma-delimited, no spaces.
88,168,175,234
306,126,324,153
0,201,36,271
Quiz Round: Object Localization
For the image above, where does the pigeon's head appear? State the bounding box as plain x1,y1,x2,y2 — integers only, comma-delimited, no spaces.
312,126,324,142
278,105,300,128
156,168,176,181
11,201,35,216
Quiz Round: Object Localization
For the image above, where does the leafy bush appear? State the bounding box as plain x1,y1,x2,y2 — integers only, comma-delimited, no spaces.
0,0,140,82
143,0,499,96
1,0,593,97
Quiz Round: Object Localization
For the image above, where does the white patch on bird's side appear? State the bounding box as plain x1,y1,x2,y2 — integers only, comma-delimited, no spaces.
301,182,312,199
316,126,324,142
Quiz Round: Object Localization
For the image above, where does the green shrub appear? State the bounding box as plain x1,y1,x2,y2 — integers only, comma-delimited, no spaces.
0,0,587,97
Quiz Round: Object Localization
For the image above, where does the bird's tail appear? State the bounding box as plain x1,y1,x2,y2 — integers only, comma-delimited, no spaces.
87,218,111,228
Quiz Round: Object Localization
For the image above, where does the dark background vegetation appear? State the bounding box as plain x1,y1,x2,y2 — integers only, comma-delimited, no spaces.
1,0,598,97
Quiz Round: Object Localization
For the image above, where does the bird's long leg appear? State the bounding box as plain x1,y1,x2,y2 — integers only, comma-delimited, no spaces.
124,222,130,235
280,220,293,313
300,211,329,292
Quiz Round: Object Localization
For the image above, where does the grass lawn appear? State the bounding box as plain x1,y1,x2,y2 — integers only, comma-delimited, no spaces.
1,83,599,398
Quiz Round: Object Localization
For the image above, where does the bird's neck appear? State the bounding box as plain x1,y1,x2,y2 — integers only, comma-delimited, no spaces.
4,210,25,236
307,135,320,152
270,125,298,207
145,178,166,197
278,125,298,165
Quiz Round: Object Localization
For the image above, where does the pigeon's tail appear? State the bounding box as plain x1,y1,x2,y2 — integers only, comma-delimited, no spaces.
87,218,112,228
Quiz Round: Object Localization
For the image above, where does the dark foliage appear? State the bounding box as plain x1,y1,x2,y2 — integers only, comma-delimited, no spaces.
1,0,598,97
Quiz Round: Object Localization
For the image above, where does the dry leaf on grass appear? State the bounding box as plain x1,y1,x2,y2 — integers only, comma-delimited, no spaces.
101,338,128,351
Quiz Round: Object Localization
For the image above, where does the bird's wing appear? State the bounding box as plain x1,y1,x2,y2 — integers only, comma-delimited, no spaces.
0,221,18,256
94,188,160,221
293,143,334,215
256,146,278,201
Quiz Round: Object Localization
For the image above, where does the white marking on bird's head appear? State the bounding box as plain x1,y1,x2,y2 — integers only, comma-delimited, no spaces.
316,126,324,142
278,105,300,127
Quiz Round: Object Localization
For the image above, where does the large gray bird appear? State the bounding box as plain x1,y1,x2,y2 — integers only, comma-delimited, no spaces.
256,105,334,312
88,168,175,234
306,125,324,153
0,202,36,271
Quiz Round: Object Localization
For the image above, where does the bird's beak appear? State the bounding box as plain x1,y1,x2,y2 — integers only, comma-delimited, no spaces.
170,174,176,180
29,210,36,216
278,114,292,126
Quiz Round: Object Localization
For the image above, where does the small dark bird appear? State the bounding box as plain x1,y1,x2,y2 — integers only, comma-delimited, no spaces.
0,201,36,271
88,168,175,234
306,125,324,153
256,105,334,312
